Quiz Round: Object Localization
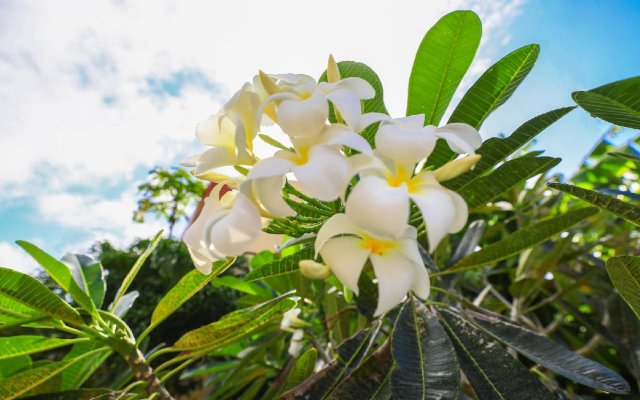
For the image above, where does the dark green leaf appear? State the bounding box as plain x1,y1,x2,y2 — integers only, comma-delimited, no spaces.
0,355,31,379
459,156,560,209
110,231,163,312
548,182,640,226
449,220,485,266
328,340,392,400
607,256,640,319
467,310,630,394
573,76,640,129
281,329,375,399
447,207,598,274
355,265,378,319
609,295,640,380
440,309,555,400
61,254,106,310
282,348,318,394
245,247,314,281
407,10,481,125
390,299,460,400
16,242,96,315
446,107,575,191
21,389,133,400
0,267,82,325
449,44,539,128
60,341,112,390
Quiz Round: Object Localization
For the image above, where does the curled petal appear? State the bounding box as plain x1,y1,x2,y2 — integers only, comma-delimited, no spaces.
319,236,370,294
292,146,351,201
375,122,437,164
346,175,409,239
410,185,467,252
209,193,263,256
394,114,425,129
253,176,295,217
190,147,239,179
435,123,482,154
411,262,431,300
317,125,372,154
370,251,416,316
324,77,375,99
315,213,360,257
276,91,328,138
196,114,235,150
325,88,363,129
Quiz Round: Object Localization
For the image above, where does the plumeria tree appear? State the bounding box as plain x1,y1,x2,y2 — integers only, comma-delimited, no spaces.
1,10,639,400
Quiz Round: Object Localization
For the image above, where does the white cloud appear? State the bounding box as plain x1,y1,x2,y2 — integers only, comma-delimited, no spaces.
0,241,40,274
0,0,526,256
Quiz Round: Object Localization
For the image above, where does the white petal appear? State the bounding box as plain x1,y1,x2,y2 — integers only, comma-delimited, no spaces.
325,88,363,130
370,251,415,316
412,262,431,299
448,190,469,233
397,237,422,268
248,156,294,180
317,124,372,154
183,191,228,273
435,123,482,154
410,185,462,252
254,176,295,217
293,146,351,201
346,175,409,239
196,114,234,149
209,192,263,256
319,236,370,294
190,147,239,178
277,90,328,138
180,153,201,168
315,214,359,257
375,122,437,164
395,114,425,128
356,112,390,132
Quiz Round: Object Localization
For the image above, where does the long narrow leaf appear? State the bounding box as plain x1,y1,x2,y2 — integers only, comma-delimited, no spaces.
449,44,539,128
572,76,640,129
467,310,630,394
447,207,598,273
0,267,82,325
0,336,86,360
16,242,96,315
245,247,313,281
607,256,640,319
548,182,640,226
110,231,163,312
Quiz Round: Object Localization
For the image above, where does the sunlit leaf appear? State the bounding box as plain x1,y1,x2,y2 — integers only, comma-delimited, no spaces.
0,336,86,361
245,247,314,281
573,76,640,129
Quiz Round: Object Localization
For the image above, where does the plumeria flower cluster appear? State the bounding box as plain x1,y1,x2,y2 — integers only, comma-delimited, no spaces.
183,56,482,316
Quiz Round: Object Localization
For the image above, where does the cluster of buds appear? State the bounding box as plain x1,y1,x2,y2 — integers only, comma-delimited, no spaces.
183,56,481,316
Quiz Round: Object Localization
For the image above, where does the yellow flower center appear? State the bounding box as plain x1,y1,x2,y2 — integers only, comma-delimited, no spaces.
293,147,310,165
360,235,395,256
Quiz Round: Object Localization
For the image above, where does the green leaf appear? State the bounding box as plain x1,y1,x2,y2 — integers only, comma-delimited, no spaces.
449,44,539,128
0,348,107,400
282,348,318,394
447,207,598,274
407,10,481,125
281,329,376,400
609,295,640,380
110,291,138,318
459,156,560,209
0,267,82,325
390,299,460,400
146,259,234,337
319,61,389,146
573,76,640,129
0,355,31,379
211,276,272,297
16,242,96,315
173,294,296,352
0,336,87,361
446,107,575,191
60,341,112,390
62,254,106,310
245,247,314,281
440,309,555,400
21,389,133,400
327,340,392,400
607,256,640,319
467,310,630,394
110,231,163,312
548,183,640,227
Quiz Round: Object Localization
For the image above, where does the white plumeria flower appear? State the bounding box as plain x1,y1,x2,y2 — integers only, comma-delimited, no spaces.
315,213,429,316
346,118,482,251
242,124,373,217
256,70,377,138
182,83,261,181
183,183,264,274
288,329,305,357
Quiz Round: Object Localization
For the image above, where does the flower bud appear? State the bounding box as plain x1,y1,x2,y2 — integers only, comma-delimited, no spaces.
434,154,481,182
299,259,331,280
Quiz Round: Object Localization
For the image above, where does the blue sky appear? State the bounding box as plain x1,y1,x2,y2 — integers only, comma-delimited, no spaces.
0,0,638,272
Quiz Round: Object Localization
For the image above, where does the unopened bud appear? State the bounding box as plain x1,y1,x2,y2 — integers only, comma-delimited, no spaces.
434,154,481,182
258,70,280,96
327,54,341,83
299,259,331,280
